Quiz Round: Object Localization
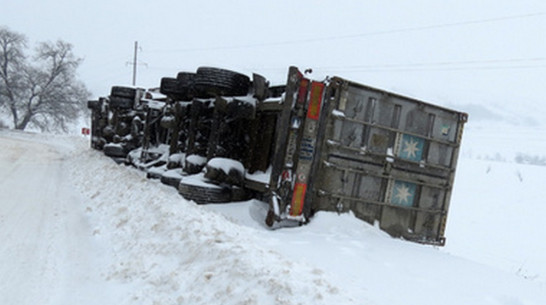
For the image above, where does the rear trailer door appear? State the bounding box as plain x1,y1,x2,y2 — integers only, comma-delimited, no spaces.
310,78,467,245
266,67,326,225
289,81,325,219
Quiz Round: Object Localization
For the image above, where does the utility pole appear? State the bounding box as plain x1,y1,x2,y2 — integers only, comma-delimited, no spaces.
127,41,146,86
132,41,138,86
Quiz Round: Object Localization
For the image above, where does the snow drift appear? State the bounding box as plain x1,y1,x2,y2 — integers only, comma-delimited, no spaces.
1,129,546,305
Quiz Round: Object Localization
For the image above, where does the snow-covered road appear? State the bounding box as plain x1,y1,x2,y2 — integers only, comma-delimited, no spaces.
0,133,123,304
1,130,546,305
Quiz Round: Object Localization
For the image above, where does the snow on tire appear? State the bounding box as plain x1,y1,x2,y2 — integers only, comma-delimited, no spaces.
204,158,245,186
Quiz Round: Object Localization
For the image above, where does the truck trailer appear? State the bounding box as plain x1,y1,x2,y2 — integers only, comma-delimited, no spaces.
88,66,467,246
262,67,467,245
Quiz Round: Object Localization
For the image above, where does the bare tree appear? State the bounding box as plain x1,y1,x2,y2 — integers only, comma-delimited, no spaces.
0,27,26,122
0,26,90,132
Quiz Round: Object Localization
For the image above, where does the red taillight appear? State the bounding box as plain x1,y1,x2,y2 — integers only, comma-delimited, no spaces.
297,78,310,105
307,81,324,120
290,182,307,216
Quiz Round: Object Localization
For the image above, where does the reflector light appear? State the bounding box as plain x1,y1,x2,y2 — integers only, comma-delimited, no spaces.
297,78,310,105
290,182,307,216
307,82,324,120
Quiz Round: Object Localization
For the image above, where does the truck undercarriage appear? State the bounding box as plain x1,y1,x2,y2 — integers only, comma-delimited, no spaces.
88,66,467,245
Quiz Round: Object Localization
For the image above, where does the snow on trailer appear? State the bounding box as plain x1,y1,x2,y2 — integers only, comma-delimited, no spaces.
87,66,467,245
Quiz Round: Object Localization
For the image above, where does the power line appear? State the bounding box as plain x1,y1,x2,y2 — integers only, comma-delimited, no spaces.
139,55,546,78
240,56,546,74
329,64,546,73
317,57,546,70
146,11,546,53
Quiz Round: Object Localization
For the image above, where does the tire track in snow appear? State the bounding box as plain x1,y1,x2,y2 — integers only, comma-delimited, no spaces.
0,137,62,304
0,133,122,305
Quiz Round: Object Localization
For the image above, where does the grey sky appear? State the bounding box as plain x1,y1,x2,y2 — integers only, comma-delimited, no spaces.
2,0,546,117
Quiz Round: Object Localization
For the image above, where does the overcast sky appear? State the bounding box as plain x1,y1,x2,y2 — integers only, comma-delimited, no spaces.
2,0,546,118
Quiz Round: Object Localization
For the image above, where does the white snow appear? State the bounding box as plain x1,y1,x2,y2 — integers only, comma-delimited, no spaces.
143,90,167,100
0,131,129,304
386,147,395,162
180,173,222,188
141,99,165,110
332,109,346,117
245,166,272,184
223,95,257,106
186,154,207,166
168,153,184,164
207,157,245,175
161,168,183,180
263,96,283,104
104,142,122,149
1,126,546,305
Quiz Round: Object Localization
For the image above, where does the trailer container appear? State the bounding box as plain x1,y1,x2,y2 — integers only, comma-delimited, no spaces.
265,67,467,245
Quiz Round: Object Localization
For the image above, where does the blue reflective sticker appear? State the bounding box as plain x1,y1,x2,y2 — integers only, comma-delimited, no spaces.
391,181,417,207
397,134,425,161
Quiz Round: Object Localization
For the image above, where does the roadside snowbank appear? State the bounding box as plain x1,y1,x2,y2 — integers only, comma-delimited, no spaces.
69,147,357,305
2,129,546,305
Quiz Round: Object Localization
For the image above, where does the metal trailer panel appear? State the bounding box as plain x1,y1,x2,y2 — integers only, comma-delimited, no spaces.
308,77,467,245
268,67,303,194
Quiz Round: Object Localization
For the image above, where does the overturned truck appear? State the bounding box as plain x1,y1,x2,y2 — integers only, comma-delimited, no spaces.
88,66,467,245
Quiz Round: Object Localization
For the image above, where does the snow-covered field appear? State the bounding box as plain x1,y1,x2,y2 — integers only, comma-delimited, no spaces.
1,117,546,304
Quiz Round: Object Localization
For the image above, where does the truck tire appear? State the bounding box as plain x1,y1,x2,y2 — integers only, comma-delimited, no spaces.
103,143,128,158
184,161,204,175
177,72,196,100
160,77,179,98
87,100,101,109
177,72,196,87
230,186,250,201
160,171,183,188
161,74,195,101
91,137,106,150
111,86,137,99
178,179,232,204
178,179,249,204
109,96,134,109
194,67,250,98
204,163,244,186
